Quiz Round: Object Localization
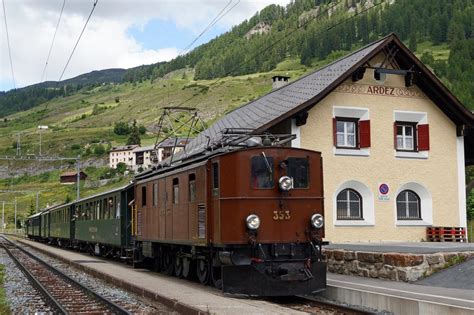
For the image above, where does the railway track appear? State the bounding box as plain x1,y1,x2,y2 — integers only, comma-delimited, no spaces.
0,236,131,314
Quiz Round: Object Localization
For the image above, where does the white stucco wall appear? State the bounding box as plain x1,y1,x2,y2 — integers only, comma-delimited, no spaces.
298,54,464,242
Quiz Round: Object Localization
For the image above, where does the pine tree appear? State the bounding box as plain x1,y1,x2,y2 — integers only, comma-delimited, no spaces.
408,32,417,52
127,120,141,146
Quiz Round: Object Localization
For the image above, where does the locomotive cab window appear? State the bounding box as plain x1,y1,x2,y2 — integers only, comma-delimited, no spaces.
251,156,274,189
287,157,309,188
189,174,196,202
212,162,219,195
173,178,179,204
141,186,147,207
153,183,158,207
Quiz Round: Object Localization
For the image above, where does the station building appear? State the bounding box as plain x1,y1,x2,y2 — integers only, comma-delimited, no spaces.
183,33,474,242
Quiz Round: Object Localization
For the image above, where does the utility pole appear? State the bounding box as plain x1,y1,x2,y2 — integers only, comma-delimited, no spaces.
16,133,21,156
36,191,39,212
14,197,17,234
38,125,48,156
76,156,80,200
1,200,18,234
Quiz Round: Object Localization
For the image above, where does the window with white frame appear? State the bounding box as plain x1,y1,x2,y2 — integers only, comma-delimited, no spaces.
396,190,421,220
336,118,358,148
396,122,416,151
336,188,363,219
393,111,430,158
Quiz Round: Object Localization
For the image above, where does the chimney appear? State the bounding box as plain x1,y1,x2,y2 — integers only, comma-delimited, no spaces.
272,75,290,90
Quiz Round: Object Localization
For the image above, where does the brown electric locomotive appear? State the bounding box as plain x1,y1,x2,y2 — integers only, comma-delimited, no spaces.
132,145,326,296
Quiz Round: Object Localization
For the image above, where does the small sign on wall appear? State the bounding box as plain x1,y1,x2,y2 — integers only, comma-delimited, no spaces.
378,183,390,201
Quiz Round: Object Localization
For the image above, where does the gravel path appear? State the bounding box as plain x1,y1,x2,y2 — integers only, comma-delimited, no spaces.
2,241,178,314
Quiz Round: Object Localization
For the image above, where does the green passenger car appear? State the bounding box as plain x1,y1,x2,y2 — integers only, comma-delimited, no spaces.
73,185,133,256
40,209,49,239
49,203,73,245
26,212,42,239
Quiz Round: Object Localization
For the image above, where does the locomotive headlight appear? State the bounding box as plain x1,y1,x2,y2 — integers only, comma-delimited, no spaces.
279,176,293,191
246,214,261,230
311,214,324,229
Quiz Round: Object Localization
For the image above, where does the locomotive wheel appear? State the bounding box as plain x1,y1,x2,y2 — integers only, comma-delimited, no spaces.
211,266,223,290
161,251,174,275
174,256,184,278
196,258,210,284
182,257,193,279
153,255,161,272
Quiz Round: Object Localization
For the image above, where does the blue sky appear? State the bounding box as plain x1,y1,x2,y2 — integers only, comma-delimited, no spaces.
127,19,226,53
0,0,291,92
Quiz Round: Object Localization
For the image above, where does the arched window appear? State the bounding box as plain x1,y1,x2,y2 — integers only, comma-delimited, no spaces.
336,189,363,219
396,190,421,219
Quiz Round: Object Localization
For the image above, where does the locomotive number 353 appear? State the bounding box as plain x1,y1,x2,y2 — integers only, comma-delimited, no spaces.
273,210,291,220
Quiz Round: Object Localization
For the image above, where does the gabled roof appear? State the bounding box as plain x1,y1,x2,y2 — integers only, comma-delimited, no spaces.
182,33,473,160
110,145,139,152
132,145,155,153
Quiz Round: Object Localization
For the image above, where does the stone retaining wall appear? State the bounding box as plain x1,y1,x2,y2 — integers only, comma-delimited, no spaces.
324,249,474,282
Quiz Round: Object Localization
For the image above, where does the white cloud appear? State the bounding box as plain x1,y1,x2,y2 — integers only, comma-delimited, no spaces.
1,0,291,90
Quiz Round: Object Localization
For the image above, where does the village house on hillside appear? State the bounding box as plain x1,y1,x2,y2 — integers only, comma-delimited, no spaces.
182,33,474,243
60,171,87,184
109,138,190,172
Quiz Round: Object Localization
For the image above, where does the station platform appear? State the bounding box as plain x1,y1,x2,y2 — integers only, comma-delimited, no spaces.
12,238,474,314
323,242,474,314
326,242,474,254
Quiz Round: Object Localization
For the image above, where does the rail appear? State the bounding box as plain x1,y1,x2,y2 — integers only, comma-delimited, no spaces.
0,236,131,315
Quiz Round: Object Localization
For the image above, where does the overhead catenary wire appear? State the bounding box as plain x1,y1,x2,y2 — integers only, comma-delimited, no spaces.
40,0,66,83
2,0,16,89
180,0,240,56
174,0,385,109
58,0,98,82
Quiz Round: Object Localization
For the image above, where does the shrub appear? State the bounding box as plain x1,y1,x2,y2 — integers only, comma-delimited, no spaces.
116,162,127,174
93,144,105,156
138,125,147,135
113,121,130,135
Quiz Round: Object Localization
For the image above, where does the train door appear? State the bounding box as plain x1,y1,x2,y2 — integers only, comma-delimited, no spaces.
209,159,220,243
123,186,134,248
158,178,166,240
70,204,75,244
165,177,173,239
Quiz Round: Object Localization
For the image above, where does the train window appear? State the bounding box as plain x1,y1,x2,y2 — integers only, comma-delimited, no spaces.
212,162,219,195
141,186,147,207
153,183,158,207
287,157,309,188
251,156,274,189
189,174,196,201
173,178,179,204
108,197,114,218
116,200,121,218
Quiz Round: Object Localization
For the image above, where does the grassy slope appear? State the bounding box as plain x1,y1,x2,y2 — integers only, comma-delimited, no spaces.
0,41,457,226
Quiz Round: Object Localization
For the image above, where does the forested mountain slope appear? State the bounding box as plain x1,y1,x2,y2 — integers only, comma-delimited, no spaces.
1,0,472,118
